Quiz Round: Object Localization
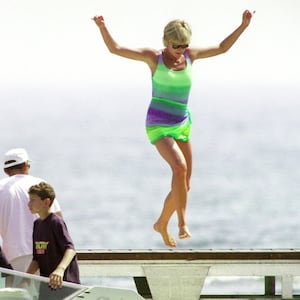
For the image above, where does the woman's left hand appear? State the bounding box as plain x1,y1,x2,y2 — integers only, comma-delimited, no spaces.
242,10,255,27
92,15,104,27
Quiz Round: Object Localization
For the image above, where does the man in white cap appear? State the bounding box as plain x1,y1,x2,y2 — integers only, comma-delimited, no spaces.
0,148,62,272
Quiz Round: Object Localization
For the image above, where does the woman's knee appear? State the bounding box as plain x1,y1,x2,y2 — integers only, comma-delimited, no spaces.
172,160,188,177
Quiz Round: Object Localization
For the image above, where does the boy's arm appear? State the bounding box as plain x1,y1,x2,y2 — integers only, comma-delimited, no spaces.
49,248,76,289
18,260,39,288
26,260,39,274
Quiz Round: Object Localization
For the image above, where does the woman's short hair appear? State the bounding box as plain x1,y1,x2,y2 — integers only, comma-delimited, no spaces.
163,19,192,47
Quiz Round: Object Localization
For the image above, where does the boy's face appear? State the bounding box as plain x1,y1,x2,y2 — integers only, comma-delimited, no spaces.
28,194,48,214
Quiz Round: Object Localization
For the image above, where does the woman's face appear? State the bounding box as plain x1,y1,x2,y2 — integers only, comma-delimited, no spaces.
167,42,189,58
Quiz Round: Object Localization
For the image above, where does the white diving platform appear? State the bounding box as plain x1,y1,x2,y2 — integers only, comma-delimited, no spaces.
77,249,300,300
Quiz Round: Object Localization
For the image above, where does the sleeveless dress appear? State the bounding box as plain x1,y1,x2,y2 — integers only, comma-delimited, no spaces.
146,51,193,144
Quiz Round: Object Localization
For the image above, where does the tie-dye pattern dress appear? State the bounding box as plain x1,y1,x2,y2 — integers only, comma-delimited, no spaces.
146,51,193,144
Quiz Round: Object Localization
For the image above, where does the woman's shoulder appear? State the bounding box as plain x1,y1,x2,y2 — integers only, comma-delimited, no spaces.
140,48,161,74
141,48,160,60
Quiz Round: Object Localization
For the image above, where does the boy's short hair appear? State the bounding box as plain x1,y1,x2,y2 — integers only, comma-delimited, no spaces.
28,182,56,205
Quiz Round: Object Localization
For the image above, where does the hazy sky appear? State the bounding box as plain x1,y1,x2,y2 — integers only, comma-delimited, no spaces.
1,0,299,88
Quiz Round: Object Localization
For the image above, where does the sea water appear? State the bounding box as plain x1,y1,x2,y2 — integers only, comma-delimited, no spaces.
1,81,300,294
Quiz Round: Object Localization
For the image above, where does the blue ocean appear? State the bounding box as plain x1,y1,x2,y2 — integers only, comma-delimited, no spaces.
1,81,300,293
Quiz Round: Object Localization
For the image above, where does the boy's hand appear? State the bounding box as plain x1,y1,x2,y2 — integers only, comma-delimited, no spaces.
49,267,64,289
17,277,30,288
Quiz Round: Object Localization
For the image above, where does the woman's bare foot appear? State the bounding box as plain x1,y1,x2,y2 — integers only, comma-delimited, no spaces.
179,225,191,239
153,223,176,247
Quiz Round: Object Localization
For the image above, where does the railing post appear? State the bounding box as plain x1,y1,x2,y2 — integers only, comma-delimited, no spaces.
281,275,293,299
265,276,275,296
133,277,152,298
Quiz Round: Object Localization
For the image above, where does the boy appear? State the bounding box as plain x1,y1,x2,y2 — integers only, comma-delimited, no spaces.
27,182,80,299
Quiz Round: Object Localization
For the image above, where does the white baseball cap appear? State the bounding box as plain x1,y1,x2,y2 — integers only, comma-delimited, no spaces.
3,148,31,168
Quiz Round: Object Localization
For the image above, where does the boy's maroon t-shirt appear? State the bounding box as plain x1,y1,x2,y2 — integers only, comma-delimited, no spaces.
33,213,80,284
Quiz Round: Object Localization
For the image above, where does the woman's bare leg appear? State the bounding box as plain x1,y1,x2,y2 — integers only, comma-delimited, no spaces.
176,140,192,239
153,137,192,246
153,191,176,247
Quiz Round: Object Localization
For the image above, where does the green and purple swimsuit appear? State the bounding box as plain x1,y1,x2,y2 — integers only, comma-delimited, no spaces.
146,51,193,144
